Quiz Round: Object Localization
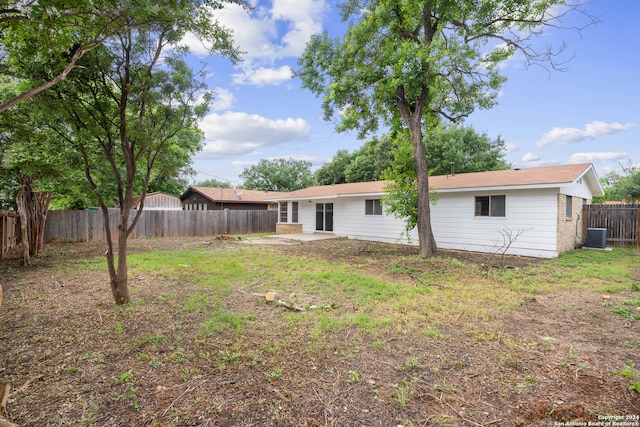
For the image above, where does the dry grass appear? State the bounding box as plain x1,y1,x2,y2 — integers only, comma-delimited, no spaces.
0,236,638,426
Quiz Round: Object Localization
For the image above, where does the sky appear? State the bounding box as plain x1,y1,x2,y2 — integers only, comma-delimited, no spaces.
184,0,639,187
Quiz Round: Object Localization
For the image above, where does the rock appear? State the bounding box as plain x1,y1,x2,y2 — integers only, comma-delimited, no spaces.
265,291,278,302
602,295,610,301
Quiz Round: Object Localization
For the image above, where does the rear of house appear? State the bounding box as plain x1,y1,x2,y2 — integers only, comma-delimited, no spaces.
269,164,603,258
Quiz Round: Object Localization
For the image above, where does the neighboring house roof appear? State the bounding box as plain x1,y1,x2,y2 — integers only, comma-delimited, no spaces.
126,192,183,209
182,187,287,204
268,163,604,201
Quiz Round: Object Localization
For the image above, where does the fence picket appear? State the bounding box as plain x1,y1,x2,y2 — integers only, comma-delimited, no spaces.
583,204,639,245
44,209,277,242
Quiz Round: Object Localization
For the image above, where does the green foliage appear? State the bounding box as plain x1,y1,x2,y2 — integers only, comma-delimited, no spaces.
597,161,640,203
0,0,244,112
315,136,395,185
382,134,438,234
315,150,355,185
195,178,233,188
617,361,637,380
403,356,419,371
147,173,191,198
611,296,640,321
265,367,282,382
240,158,314,191
424,125,510,175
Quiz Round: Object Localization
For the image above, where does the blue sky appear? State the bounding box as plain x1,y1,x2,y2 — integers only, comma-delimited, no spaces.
186,0,639,187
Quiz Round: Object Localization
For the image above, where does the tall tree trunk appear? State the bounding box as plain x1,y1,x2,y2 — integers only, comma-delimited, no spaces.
396,88,438,259
15,185,31,266
408,121,438,258
14,177,52,264
31,192,51,256
106,208,131,305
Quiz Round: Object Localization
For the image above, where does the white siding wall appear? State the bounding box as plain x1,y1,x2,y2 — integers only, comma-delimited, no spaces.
431,188,559,258
293,188,561,258
337,197,414,243
298,201,319,233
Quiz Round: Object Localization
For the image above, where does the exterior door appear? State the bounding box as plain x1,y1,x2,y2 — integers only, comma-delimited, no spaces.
315,203,333,232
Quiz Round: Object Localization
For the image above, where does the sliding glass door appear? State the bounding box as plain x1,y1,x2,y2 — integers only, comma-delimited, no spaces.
315,203,333,232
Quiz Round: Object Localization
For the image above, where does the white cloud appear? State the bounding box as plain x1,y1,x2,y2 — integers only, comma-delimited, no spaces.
271,0,327,57
536,121,636,147
503,142,519,154
204,0,326,62
232,65,293,86
198,112,310,158
568,152,628,164
518,152,558,168
185,0,327,87
231,160,258,168
210,87,234,111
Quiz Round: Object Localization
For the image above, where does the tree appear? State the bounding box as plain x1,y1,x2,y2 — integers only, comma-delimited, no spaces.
315,150,354,185
0,94,81,265
315,136,394,185
39,2,242,305
241,158,314,192
345,136,395,183
599,161,640,203
0,1,145,112
424,125,510,176
298,0,595,258
0,1,245,113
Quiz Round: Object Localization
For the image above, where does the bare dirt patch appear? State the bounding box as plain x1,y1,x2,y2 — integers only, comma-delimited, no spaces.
1,237,638,426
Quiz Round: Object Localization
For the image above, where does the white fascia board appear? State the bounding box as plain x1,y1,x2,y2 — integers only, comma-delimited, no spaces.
576,166,605,196
436,183,564,193
267,191,386,202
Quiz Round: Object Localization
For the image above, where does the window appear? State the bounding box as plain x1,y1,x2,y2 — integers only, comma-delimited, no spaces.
565,195,572,218
292,202,299,223
279,202,287,223
365,199,383,215
475,195,505,217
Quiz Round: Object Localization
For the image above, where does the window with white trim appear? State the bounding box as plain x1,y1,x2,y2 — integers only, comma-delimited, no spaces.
475,195,505,217
279,202,287,222
566,195,572,218
365,199,383,215
292,202,299,223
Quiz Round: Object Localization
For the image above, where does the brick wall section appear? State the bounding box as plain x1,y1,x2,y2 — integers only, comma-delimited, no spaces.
276,223,303,234
557,194,586,253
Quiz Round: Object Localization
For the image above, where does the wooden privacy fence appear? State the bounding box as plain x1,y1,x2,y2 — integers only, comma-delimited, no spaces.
44,209,278,242
1,211,19,260
582,204,640,246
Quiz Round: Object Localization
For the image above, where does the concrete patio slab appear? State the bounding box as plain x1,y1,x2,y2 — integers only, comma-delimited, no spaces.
268,233,340,242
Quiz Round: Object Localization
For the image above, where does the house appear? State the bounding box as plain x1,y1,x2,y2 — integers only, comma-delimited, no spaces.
128,192,183,210
267,163,604,258
180,187,284,211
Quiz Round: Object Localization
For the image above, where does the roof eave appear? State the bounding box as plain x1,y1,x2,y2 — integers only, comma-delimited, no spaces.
436,182,568,193
267,191,386,202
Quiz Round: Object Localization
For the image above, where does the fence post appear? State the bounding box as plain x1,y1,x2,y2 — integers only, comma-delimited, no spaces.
582,205,588,245
637,208,640,247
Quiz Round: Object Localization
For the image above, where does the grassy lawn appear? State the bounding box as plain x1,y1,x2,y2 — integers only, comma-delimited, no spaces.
1,237,638,426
